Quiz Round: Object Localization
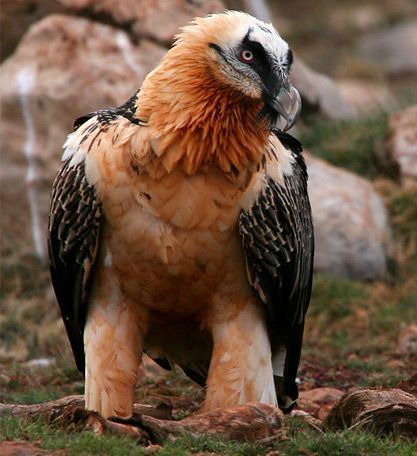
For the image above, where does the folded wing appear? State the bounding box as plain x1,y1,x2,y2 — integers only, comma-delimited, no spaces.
239,131,314,410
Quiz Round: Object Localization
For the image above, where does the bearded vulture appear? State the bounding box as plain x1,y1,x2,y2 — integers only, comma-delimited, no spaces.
48,11,314,418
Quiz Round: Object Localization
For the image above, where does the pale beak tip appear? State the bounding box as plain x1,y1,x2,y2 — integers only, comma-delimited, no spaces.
275,85,302,132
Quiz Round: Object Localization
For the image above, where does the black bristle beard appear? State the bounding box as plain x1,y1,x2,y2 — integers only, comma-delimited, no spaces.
257,101,280,130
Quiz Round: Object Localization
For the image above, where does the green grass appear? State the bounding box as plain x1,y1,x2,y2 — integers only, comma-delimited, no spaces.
0,360,83,405
0,414,143,455
381,180,417,269
2,414,416,456
302,272,416,389
160,435,267,455
0,256,50,301
306,273,416,351
0,317,29,349
2,389,63,406
279,418,417,456
305,274,371,354
309,275,369,320
300,111,391,179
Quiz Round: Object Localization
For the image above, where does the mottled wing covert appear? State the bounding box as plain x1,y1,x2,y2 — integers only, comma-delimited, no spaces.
48,160,102,373
48,93,143,374
238,132,314,409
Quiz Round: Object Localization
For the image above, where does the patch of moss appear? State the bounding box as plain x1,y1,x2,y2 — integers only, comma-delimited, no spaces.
0,415,142,456
0,317,28,348
2,414,416,456
385,180,417,246
280,419,417,456
309,274,369,320
300,111,390,179
161,435,266,455
0,360,83,405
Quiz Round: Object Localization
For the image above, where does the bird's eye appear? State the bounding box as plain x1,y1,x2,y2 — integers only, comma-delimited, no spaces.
239,49,254,63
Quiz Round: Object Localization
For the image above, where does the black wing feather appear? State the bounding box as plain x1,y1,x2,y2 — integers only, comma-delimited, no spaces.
73,93,143,131
48,93,143,374
239,132,314,409
48,160,102,374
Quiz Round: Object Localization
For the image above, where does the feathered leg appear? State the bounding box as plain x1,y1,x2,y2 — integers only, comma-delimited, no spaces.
201,302,277,412
84,295,148,418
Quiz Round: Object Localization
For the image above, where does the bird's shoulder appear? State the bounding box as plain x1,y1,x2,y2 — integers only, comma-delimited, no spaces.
60,93,152,196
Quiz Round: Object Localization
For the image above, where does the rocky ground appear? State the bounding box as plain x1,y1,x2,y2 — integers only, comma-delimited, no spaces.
1,0,417,454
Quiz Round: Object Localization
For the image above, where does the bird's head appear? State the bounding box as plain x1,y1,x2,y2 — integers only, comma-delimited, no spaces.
173,11,301,131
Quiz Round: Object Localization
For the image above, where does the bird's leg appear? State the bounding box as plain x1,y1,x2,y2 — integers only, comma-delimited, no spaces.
201,302,278,412
84,298,148,419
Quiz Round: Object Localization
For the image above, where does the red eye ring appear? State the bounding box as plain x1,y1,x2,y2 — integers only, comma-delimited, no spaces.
240,49,254,63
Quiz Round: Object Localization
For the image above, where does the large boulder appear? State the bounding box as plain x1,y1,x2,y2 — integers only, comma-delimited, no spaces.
388,105,417,179
0,0,67,62
306,153,391,280
58,0,372,121
0,14,166,259
291,58,356,120
358,21,417,76
57,0,225,45
337,79,396,116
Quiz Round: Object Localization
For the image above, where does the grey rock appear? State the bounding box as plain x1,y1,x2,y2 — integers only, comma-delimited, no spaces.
359,21,417,75
337,79,397,115
305,153,391,280
291,58,356,120
57,0,225,45
0,0,66,62
0,14,165,259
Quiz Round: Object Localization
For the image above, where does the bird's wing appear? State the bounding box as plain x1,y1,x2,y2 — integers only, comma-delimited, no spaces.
238,131,314,410
48,159,102,373
48,93,143,374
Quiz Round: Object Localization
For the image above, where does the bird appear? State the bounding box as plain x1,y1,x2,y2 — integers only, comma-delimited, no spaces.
48,11,314,419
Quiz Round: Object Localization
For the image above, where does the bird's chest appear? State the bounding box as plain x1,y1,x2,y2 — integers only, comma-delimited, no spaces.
99,168,253,314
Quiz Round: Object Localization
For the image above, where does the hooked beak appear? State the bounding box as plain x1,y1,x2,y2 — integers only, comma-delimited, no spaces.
269,84,301,131
261,79,302,131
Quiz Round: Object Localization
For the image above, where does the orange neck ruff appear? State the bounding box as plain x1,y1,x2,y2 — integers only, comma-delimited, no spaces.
136,46,270,176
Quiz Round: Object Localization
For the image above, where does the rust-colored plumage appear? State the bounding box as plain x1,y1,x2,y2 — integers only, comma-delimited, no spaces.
49,11,313,418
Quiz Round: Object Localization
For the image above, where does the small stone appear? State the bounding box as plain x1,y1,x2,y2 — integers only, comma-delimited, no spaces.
388,105,417,179
24,358,56,369
290,409,323,429
297,387,344,416
143,445,163,455
299,387,344,404
0,440,54,456
317,404,333,421
397,325,417,355
386,359,405,369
